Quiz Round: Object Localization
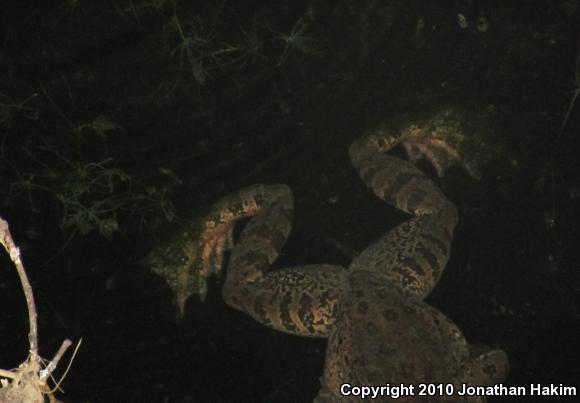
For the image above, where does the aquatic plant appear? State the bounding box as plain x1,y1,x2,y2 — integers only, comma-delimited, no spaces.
273,7,324,66
108,1,325,92
165,2,257,90
0,93,39,129
7,153,174,239
3,110,174,241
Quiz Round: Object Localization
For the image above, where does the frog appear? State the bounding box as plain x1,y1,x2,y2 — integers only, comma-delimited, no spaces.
146,106,508,402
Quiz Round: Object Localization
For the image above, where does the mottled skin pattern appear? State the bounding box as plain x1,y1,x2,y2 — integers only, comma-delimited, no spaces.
146,108,508,402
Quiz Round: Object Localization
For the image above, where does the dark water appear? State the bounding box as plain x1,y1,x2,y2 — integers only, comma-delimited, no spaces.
0,1,578,402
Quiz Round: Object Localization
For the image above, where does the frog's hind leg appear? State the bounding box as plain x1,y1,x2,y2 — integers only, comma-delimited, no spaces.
349,212,455,300
348,122,458,300
225,264,346,337
222,185,346,337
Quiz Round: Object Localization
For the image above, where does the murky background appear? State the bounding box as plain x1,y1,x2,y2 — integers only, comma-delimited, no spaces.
0,1,578,402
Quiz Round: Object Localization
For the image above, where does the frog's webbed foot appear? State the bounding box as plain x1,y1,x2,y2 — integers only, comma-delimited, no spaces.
401,113,481,180
198,221,234,278
459,344,509,386
145,217,234,319
146,184,282,319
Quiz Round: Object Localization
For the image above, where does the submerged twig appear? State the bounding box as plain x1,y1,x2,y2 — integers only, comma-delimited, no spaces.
0,215,77,402
0,217,38,356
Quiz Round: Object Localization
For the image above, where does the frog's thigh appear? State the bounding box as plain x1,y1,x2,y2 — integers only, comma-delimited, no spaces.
349,210,455,299
224,264,347,337
222,184,294,294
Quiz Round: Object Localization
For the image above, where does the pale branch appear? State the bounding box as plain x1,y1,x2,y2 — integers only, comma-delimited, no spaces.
0,216,39,356
39,339,73,383
1,216,79,401
0,369,16,380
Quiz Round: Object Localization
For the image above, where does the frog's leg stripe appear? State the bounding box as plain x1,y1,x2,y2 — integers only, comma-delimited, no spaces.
420,232,449,257
201,183,287,237
222,184,294,289
228,266,346,337
350,211,457,300
350,134,450,217
348,124,458,299
220,184,346,337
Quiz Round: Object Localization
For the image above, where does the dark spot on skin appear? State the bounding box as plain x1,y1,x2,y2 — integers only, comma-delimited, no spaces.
421,232,448,256
366,321,379,335
318,290,331,307
357,301,369,315
280,292,299,333
417,245,439,271
374,288,389,299
382,308,399,322
401,256,425,277
253,191,267,205
382,171,417,201
253,295,270,325
298,293,314,324
406,188,427,212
